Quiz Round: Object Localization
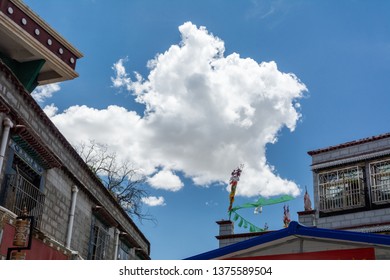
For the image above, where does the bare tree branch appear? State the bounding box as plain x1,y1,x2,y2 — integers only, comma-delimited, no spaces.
74,140,155,222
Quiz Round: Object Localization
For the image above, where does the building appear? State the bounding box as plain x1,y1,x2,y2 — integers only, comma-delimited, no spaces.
299,132,390,233
186,221,390,260
0,0,150,260
187,132,390,259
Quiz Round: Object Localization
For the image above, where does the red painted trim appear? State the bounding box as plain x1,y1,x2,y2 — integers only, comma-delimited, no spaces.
216,231,273,240
297,210,316,215
225,247,376,260
216,220,233,225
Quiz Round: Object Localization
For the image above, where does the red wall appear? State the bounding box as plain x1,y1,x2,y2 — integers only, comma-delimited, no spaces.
227,247,376,260
1,224,69,260
0,224,15,257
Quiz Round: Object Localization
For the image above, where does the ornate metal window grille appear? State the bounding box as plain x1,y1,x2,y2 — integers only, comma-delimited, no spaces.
370,159,390,204
3,174,45,229
318,166,365,212
88,217,110,260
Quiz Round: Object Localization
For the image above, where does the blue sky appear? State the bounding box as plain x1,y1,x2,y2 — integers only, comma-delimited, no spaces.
25,0,390,259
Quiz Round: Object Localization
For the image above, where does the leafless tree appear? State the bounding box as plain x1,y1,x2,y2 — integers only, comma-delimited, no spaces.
75,140,153,222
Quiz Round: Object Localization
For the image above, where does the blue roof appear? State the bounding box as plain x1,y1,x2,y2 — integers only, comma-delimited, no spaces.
185,221,390,260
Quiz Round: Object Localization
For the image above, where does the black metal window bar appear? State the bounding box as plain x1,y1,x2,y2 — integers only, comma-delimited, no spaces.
370,159,390,205
318,166,365,212
88,217,110,260
118,239,131,260
4,174,45,229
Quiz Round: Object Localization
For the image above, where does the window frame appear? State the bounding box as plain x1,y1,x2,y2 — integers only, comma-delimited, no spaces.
88,216,110,260
117,239,131,260
318,165,366,213
369,159,390,205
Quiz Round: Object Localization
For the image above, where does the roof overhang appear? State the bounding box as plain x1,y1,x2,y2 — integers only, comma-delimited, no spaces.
185,221,390,260
0,0,82,90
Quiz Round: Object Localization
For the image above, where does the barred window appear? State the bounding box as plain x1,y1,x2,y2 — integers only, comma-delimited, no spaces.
370,159,390,204
117,240,131,260
318,166,365,212
88,216,110,260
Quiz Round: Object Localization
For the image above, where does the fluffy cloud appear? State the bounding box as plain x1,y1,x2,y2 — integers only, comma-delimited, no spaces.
31,83,61,103
142,196,166,207
43,103,59,117
147,170,184,192
47,22,306,197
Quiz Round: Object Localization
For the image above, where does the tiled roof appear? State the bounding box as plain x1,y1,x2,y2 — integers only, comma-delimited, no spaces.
308,133,390,156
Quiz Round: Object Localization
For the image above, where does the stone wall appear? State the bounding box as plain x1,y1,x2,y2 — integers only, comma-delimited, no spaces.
316,208,390,229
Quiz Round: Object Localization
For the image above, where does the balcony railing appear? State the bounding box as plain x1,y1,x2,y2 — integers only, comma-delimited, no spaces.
2,174,45,229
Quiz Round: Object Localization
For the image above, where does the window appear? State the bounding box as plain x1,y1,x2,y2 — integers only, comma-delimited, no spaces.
318,166,365,212
88,216,110,260
370,159,390,204
1,140,45,229
117,239,131,260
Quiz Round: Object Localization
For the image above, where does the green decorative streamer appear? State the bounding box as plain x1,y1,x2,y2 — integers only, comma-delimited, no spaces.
228,195,295,233
230,210,265,233
231,195,294,212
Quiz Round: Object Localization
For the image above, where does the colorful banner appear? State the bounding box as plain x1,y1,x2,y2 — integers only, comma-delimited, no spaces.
230,210,265,232
228,166,243,211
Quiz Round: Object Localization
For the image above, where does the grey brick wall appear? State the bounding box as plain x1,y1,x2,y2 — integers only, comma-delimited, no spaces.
316,208,390,229
311,138,390,165
298,212,316,227
41,169,72,243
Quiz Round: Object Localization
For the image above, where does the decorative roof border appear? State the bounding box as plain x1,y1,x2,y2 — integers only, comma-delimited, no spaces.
1,0,82,70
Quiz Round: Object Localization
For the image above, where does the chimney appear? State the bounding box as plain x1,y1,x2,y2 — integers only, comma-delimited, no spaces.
216,220,234,247
217,220,234,235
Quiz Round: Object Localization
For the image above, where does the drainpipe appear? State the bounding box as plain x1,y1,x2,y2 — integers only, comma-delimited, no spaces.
65,185,78,248
0,118,13,173
114,228,120,260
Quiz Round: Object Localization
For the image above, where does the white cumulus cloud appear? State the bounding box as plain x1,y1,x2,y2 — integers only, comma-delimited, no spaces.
31,83,61,103
48,22,307,197
148,170,184,192
43,103,59,117
142,196,166,207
